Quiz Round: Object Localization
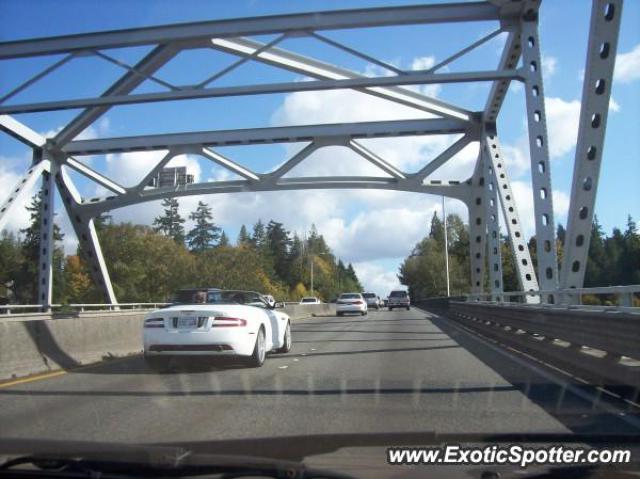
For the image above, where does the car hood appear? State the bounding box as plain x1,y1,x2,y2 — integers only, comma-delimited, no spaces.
3,432,639,463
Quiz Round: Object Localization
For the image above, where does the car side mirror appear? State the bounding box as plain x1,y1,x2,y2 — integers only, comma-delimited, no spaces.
274,302,285,309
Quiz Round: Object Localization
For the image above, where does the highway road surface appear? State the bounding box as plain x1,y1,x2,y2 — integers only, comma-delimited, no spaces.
1,308,639,470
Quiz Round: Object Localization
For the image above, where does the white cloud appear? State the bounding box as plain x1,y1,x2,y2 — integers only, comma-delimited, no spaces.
411,56,436,71
509,181,570,238
544,97,581,159
0,165,35,234
609,97,621,112
353,261,403,297
542,55,558,79
614,43,640,83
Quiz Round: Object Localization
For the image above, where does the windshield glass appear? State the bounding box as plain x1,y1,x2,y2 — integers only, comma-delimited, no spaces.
173,289,263,306
340,293,361,299
389,291,408,298
1,2,639,477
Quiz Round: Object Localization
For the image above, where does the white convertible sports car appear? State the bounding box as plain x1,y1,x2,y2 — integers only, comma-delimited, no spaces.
143,288,292,368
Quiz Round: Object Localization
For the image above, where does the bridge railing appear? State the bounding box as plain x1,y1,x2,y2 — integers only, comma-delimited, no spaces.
465,285,640,312
0,303,169,315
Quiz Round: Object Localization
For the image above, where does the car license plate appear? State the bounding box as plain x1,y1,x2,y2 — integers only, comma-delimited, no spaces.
178,317,197,329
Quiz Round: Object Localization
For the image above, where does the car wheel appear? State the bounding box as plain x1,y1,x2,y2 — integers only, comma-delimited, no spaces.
246,327,267,368
406,306,410,311
389,307,393,311
362,311,367,316
337,312,343,317
277,322,292,353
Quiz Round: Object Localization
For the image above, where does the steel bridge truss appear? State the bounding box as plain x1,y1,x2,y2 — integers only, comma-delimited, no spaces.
0,0,623,307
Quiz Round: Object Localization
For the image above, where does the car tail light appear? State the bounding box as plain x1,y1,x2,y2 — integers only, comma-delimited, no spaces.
144,318,164,328
211,316,247,327
353,300,363,305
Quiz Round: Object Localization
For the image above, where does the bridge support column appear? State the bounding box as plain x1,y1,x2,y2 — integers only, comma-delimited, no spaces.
482,131,539,303
37,149,56,311
482,150,503,302
561,0,623,293
54,163,118,305
520,10,559,298
467,189,487,301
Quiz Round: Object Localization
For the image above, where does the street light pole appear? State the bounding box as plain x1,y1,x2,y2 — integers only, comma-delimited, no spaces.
442,195,450,297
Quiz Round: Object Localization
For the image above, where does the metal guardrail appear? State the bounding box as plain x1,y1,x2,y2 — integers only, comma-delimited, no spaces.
465,285,640,310
446,301,640,390
0,303,169,314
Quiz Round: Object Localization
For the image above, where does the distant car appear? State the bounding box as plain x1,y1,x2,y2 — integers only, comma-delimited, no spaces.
143,288,292,369
336,292,367,316
362,292,381,310
388,290,410,311
300,296,321,304
383,298,388,307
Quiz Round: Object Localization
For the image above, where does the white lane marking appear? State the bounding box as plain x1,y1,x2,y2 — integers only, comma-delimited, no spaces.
278,365,288,369
293,358,299,362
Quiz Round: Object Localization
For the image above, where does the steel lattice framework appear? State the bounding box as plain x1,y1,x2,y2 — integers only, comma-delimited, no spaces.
0,0,623,308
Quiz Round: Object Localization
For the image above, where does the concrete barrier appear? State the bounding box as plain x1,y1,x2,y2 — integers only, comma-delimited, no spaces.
0,303,334,381
281,302,335,319
0,311,147,381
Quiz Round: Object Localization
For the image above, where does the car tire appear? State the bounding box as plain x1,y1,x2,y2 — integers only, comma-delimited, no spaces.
362,311,367,316
406,306,410,311
389,307,393,311
276,322,292,353
246,327,267,368
337,312,343,317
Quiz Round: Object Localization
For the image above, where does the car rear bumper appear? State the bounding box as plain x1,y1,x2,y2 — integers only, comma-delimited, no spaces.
336,304,367,313
143,328,256,357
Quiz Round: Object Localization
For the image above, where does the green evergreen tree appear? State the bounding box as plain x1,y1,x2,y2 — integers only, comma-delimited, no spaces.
237,225,251,246
185,201,220,252
0,232,23,301
251,220,266,248
584,216,607,287
266,220,291,282
428,211,445,243
218,231,230,247
621,216,640,285
18,192,65,303
153,198,185,244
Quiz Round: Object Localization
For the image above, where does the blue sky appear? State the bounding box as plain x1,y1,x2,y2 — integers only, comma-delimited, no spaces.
1,0,639,295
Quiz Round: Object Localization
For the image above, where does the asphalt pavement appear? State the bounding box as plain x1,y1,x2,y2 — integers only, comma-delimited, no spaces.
1,307,639,470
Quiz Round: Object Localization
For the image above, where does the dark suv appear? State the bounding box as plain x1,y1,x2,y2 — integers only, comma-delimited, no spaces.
387,290,410,311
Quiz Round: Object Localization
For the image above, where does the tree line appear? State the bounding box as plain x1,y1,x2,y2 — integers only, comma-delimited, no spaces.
399,211,640,302
0,196,362,304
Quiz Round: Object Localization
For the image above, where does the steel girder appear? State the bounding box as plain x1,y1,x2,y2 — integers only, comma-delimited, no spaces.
0,0,612,307
37,152,56,310
561,0,623,292
519,8,559,295
0,70,520,115
54,45,178,147
482,131,540,299
0,3,504,59
63,118,473,155
54,165,117,305
482,150,504,301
